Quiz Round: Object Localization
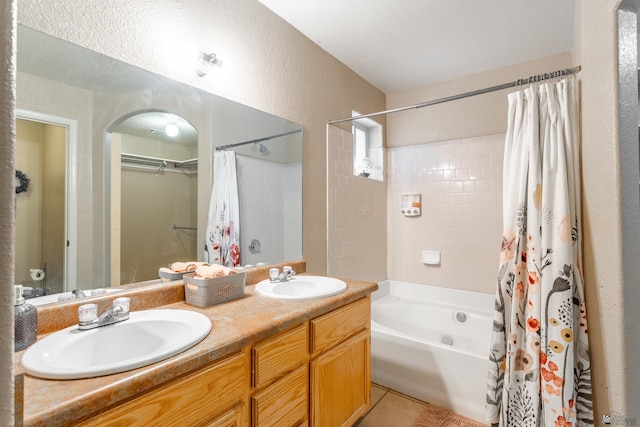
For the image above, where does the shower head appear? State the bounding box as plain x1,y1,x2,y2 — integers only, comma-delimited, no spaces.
259,143,268,154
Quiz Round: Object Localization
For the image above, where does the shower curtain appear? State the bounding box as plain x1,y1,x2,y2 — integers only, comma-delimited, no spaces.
486,78,593,426
204,151,241,267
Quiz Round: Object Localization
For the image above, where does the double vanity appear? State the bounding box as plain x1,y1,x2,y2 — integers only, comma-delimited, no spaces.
13,261,377,427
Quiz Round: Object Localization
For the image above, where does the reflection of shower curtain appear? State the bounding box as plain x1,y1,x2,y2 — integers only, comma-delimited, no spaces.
486,79,593,426
205,151,240,267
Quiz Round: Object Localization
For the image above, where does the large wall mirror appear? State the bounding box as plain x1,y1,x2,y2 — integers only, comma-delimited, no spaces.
15,25,303,301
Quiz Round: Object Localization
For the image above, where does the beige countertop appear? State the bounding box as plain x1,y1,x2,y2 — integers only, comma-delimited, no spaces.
14,272,377,427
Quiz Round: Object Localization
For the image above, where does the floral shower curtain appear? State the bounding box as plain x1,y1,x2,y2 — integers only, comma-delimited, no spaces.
205,151,241,267
486,78,593,426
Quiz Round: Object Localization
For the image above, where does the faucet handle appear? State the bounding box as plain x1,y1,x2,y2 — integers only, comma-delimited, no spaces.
113,297,130,314
78,303,98,324
283,266,296,278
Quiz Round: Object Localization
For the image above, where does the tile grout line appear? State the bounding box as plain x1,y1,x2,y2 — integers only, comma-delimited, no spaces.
355,386,390,425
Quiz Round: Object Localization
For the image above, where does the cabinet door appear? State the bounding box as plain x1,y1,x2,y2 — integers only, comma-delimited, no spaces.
76,351,248,427
310,331,370,427
251,364,308,427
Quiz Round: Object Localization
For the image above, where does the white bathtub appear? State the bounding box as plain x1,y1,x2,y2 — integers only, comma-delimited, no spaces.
371,280,494,422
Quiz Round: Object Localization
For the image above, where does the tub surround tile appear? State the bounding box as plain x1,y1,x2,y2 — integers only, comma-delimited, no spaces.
387,134,504,294
17,260,382,426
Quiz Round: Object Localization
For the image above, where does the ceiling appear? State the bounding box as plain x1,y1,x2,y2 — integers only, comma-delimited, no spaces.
256,0,576,94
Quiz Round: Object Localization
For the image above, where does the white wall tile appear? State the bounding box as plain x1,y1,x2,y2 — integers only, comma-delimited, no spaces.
327,125,387,282
387,134,505,294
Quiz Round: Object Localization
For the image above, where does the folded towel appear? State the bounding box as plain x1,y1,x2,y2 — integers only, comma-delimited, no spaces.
159,267,175,275
171,261,208,273
195,264,237,279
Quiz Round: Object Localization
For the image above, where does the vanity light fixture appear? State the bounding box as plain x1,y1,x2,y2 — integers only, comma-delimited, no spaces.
196,51,217,76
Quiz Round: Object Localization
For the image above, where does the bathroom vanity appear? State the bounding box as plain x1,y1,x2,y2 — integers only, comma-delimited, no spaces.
14,267,376,427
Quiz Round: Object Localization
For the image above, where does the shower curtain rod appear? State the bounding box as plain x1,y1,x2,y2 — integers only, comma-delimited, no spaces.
328,65,582,124
216,128,302,151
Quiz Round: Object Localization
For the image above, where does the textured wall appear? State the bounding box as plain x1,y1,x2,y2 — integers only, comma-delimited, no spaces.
1,1,16,424
575,0,636,420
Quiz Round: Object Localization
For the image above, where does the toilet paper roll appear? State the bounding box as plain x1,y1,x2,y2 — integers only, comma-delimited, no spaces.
30,269,45,281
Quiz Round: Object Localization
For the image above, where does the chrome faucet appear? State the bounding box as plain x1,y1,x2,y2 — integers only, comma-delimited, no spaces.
71,288,86,298
269,266,296,282
78,297,130,331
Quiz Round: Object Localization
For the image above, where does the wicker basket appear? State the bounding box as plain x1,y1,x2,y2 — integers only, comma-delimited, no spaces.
183,272,246,307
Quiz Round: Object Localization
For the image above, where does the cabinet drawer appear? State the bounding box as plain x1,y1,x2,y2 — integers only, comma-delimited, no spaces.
252,365,308,427
76,351,248,427
252,323,308,389
310,297,370,356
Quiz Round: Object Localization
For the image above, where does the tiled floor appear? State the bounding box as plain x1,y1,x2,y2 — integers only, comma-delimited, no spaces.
355,384,436,427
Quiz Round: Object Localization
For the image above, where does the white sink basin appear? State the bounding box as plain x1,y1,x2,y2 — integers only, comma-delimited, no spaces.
255,276,347,300
21,309,211,380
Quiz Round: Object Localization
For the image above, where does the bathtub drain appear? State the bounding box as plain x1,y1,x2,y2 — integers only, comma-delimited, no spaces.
441,335,454,346
455,312,467,323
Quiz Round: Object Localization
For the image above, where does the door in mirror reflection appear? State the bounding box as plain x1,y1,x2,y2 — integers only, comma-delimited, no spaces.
110,111,198,285
15,118,67,295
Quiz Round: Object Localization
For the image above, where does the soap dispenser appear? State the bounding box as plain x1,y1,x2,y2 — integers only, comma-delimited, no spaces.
14,284,37,351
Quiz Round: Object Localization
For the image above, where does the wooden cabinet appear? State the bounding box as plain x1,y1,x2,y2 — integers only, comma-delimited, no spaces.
309,297,371,427
250,296,371,427
75,350,248,427
251,365,308,427
73,295,370,427
251,324,309,426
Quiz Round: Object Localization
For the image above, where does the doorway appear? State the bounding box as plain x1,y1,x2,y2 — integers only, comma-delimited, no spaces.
15,110,78,294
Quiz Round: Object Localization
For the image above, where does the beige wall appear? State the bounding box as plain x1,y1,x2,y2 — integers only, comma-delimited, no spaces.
386,52,572,148
118,131,198,283
15,120,65,293
40,124,65,292
120,168,197,283
575,0,634,419
15,120,43,285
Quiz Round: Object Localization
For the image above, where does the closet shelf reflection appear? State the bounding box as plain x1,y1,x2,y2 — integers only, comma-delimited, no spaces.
120,153,198,172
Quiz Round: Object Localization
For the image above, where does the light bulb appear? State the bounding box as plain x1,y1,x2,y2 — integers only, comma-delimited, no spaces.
164,124,179,137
